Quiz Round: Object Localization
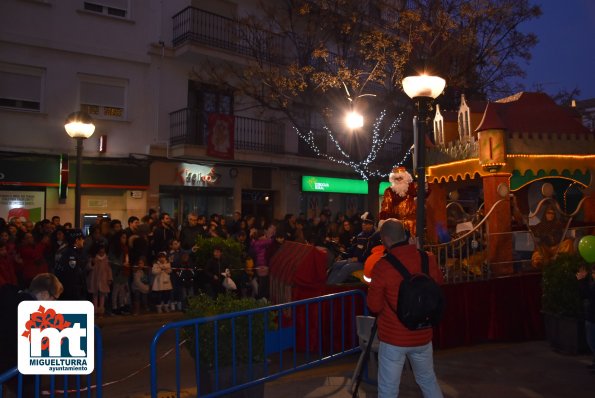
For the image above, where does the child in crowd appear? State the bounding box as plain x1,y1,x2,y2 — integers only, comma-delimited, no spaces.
87,244,113,315
237,257,258,299
152,251,172,313
203,246,228,298
168,239,183,311
109,231,131,315
178,250,194,309
131,257,150,315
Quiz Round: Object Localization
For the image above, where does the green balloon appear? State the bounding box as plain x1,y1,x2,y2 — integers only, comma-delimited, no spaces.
578,235,595,263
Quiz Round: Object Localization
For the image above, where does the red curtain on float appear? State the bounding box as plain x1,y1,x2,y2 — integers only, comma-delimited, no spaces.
268,242,544,352
433,273,544,349
269,241,366,353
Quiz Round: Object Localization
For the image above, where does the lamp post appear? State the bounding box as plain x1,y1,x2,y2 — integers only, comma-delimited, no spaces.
64,112,95,228
402,74,445,248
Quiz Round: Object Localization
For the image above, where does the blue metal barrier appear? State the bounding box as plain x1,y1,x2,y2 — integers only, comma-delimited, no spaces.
0,325,103,398
150,290,368,397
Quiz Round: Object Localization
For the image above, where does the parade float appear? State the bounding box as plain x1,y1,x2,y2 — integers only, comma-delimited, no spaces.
268,91,595,349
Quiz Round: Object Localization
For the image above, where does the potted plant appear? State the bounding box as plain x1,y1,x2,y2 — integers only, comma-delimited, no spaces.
542,253,589,354
183,293,269,398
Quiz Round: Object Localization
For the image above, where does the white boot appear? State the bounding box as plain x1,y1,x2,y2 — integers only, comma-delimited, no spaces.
156,304,162,314
170,302,177,312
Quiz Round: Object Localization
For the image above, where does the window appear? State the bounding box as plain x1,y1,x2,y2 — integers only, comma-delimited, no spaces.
83,0,128,18
188,81,233,144
78,75,127,120
0,64,44,112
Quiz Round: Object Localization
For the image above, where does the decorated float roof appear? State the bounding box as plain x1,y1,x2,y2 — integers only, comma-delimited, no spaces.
427,92,595,188
475,92,588,135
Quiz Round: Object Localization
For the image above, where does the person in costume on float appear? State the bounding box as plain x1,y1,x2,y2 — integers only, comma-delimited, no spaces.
379,166,429,238
530,205,574,268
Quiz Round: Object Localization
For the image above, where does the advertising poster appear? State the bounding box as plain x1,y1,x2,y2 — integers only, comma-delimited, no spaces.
0,190,45,223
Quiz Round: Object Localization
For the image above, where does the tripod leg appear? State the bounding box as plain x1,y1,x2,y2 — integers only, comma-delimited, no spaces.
350,319,378,398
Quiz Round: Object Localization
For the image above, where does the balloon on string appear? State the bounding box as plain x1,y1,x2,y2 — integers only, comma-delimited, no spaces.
578,235,595,263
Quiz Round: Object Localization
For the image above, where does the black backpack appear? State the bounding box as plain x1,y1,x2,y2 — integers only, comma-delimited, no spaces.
384,250,445,330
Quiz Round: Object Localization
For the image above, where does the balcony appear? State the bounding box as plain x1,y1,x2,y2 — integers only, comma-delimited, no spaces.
172,7,285,64
169,108,285,155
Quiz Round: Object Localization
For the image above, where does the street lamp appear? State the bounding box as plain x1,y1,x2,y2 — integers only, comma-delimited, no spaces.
64,111,95,228
402,74,445,248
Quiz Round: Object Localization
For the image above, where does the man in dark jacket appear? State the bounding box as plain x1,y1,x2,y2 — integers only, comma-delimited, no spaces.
367,219,443,397
152,213,177,255
55,229,87,300
327,212,375,284
179,212,203,250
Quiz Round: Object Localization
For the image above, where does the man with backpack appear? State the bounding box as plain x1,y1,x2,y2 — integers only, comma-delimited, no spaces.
367,219,444,398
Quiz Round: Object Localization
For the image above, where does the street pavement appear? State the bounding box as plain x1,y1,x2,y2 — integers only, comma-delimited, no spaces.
97,312,595,398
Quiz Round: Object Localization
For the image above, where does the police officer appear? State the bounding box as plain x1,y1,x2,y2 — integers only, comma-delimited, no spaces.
55,229,88,300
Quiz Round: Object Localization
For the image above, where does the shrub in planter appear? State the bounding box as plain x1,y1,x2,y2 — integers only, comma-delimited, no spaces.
541,253,588,354
542,253,584,317
184,293,269,366
183,293,272,397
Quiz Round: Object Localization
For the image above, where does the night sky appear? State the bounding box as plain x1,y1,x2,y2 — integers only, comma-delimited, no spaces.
518,0,595,100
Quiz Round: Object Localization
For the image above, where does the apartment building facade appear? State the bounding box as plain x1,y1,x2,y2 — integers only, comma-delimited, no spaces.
1,0,407,226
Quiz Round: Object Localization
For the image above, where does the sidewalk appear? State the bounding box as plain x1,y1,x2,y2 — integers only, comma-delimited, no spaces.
263,340,595,398
97,312,594,398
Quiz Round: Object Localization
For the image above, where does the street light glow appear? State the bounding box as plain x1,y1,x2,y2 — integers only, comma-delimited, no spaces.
402,75,446,99
65,112,95,139
345,111,364,129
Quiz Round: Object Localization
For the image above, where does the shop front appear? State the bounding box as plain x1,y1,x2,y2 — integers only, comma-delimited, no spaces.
0,154,150,226
150,161,236,225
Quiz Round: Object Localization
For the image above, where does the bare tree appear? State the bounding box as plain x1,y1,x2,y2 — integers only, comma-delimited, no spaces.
198,0,541,178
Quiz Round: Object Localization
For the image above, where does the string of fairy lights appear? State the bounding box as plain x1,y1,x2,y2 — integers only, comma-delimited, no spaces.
294,110,414,180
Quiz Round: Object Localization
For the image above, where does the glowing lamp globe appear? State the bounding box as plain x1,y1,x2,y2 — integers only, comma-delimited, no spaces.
64,112,95,139
402,75,446,99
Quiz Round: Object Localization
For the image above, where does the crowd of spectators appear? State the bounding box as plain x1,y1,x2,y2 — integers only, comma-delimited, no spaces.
0,208,371,316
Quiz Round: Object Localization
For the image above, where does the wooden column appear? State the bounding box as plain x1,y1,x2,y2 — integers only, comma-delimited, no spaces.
425,182,447,244
583,195,595,226
482,173,513,276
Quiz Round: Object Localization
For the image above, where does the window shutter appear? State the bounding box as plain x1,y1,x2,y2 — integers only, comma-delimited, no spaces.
0,72,41,101
90,0,128,10
80,81,124,108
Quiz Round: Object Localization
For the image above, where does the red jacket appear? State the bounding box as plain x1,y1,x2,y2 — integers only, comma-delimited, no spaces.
0,255,18,287
18,242,49,284
367,243,444,347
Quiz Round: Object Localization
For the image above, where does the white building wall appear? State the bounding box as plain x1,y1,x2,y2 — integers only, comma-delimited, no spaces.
0,0,161,157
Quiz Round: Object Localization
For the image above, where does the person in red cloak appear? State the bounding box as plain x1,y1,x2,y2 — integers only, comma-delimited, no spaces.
378,166,428,237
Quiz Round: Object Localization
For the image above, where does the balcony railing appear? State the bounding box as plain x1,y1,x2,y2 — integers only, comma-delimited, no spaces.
172,7,285,63
169,108,284,154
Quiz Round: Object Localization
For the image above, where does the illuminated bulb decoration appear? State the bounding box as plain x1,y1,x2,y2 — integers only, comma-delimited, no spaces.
294,110,409,180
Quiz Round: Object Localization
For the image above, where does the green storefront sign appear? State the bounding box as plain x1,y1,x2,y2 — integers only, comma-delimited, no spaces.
302,176,391,195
